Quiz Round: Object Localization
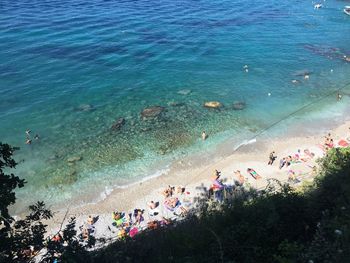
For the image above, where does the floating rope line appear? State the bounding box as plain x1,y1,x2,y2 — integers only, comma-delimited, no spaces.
247,81,350,143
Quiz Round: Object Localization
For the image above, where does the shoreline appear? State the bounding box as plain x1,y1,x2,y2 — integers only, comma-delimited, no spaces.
43,107,350,242
43,93,350,212
10,86,350,214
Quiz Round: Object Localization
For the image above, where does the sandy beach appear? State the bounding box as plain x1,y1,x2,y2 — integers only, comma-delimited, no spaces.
42,114,350,244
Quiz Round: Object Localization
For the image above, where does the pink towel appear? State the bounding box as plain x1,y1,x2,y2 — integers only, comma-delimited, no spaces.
129,227,138,238
338,139,349,147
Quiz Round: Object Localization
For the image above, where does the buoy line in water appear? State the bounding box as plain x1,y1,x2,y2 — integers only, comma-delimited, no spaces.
184,81,350,187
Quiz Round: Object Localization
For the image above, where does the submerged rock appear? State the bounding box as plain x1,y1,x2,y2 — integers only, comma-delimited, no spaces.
68,170,77,177
232,101,246,110
177,89,191,95
75,104,95,112
141,106,165,119
204,101,222,109
293,69,313,77
111,118,125,130
67,156,82,163
141,127,151,132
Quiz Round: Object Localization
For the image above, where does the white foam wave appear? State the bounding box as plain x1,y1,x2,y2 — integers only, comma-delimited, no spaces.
233,138,257,151
77,165,171,208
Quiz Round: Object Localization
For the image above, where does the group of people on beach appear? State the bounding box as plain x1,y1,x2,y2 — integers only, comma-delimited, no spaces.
65,131,350,244
208,141,326,201
323,133,334,151
95,184,192,240
208,167,263,201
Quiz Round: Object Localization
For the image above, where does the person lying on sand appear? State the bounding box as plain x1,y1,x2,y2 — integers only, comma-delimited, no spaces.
81,226,90,241
164,197,180,209
287,170,300,184
164,197,187,216
234,170,245,186
211,169,221,181
147,201,160,216
279,158,286,169
325,138,334,149
112,211,122,221
147,220,159,230
87,215,94,226
300,149,315,162
211,178,224,191
51,233,63,243
133,209,144,225
162,185,174,198
286,156,292,167
247,168,262,180
176,186,185,195
147,201,158,210
323,133,333,148
209,169,225,190
160,217,172,226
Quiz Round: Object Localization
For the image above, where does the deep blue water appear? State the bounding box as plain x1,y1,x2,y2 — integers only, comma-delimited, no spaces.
1,0,350,211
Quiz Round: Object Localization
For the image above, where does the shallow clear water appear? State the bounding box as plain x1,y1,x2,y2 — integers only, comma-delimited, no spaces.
0,0,349,212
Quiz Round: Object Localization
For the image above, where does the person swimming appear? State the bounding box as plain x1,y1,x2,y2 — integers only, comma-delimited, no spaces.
337,92,342,101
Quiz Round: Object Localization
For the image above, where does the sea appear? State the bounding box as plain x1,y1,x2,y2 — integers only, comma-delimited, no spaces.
0,0,349,213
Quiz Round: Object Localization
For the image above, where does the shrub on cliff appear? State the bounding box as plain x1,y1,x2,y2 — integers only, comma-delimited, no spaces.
0,143,92,263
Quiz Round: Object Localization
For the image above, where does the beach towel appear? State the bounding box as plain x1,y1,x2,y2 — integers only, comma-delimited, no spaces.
212,180,224,190
164,198,180,212
148,207,160,217
129,227,138,238
338,139,349,147
116,218,125,226
247,169,261,180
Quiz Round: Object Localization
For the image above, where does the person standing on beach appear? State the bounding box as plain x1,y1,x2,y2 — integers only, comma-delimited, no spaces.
268,151,277,165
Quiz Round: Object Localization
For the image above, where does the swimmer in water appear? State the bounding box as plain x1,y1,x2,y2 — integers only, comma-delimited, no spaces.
337,92,342,101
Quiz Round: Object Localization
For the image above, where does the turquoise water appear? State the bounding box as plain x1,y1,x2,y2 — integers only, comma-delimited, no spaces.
0,0,349,211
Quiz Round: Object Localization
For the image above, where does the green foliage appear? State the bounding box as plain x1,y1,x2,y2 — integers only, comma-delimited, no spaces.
42,217,94,263
1,201,53,262
0,143,91,263
0,143,25,225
